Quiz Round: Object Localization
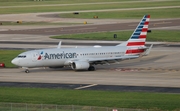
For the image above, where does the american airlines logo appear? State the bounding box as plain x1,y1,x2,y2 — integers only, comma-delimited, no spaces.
44,52,77,59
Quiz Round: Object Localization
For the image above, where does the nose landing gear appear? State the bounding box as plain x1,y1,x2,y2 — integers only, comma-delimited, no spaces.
22,67,30,73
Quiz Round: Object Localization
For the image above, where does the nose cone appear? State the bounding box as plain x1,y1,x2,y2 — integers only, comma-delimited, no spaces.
11,58,19,66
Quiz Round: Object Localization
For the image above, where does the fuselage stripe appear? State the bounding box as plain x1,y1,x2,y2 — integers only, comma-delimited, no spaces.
126,49,145,54
127,42,145,46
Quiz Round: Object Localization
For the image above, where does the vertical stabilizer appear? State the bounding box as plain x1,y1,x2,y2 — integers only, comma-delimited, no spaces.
118,15,150,55
127,15,150,47
57,41,61,49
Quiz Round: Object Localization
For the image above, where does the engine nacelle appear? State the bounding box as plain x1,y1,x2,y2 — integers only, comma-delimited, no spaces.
71,61,90,70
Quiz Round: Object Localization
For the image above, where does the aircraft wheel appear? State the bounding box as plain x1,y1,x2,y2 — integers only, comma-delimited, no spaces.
88,66,95,71
25,69,29,73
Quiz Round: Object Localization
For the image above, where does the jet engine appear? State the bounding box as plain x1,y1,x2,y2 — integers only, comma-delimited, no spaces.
71,61,90,70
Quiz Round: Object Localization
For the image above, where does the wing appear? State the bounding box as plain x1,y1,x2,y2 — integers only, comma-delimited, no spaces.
88,55,139,64
67,55,140,65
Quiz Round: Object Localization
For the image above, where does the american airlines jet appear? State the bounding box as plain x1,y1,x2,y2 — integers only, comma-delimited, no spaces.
11,15,152,73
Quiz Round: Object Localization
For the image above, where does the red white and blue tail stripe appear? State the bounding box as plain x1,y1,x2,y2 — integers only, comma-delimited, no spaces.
125,15,150,55
127,15,150,46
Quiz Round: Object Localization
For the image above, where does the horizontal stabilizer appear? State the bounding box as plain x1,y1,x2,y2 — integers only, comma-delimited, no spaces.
57,41,61,49
143,44,153,56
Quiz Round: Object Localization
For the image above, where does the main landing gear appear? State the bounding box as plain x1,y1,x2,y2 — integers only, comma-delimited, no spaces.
88,66,95,71
25,69,29,73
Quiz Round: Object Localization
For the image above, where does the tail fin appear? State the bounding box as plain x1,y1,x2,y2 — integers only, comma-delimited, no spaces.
118,15,150,55
119,15,150,46
127,15,150,47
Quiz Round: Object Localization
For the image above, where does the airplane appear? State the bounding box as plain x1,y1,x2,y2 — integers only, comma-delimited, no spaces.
11,15,152,73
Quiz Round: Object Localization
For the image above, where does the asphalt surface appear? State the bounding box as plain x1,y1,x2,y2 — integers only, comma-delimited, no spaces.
0,19,180,35
0,82,180,93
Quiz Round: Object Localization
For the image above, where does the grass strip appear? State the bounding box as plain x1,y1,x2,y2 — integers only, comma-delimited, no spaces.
0,0,175,6
51,30,180,42
0,0,124,6
0,50,24,68
59,8,180,19
0,1,179,14
0,87,180,111
0,21,81,26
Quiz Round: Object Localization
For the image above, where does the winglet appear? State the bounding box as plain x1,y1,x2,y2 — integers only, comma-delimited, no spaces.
57,41,61,49
143,44,153,56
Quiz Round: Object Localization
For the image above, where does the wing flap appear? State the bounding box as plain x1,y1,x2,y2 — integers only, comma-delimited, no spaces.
66,55,139,65
87,55,140,65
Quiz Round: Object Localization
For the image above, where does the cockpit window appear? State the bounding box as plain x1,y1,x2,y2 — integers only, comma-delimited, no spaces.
17,55,26,58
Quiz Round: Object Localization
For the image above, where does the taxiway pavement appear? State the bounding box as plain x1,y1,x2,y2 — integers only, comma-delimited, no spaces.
0,19,180,36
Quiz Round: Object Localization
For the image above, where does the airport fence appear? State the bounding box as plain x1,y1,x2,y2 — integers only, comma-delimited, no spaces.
0,103,149,111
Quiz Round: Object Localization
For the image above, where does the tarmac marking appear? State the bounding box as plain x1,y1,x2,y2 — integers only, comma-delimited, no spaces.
61,27,97,32
45,30,56,32
75,84,97,90
128,24,137,27
12,38,21,40
154,22,172,25
110,68,180,72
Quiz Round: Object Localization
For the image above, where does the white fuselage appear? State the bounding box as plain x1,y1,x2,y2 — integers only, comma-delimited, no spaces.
12,46,127,68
